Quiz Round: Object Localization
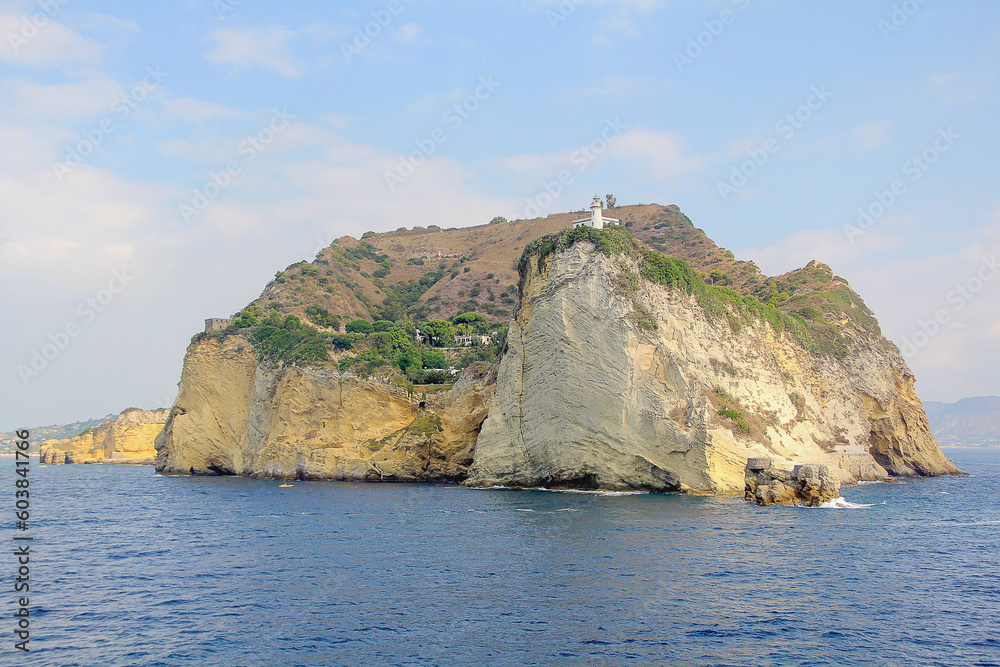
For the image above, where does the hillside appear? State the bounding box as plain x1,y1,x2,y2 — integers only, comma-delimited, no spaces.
206,202,884,377
229,204,771,328
924,397,1000,447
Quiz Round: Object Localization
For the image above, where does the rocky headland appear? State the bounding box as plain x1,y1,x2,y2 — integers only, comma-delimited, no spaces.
40,408,166,465
152,204,962,498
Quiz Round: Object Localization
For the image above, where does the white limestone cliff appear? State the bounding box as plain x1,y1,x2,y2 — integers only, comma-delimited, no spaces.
465,242,960,492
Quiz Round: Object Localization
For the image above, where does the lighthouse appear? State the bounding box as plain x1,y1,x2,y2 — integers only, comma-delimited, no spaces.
572,196,619,230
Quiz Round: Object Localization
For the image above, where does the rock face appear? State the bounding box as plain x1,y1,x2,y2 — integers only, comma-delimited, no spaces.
39,408,167,465
155,229,961,494
744,458,841,506
465,242,961,493
154,336,493,481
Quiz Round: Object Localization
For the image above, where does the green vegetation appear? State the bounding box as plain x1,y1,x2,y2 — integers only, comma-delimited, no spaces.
452,312,489,333
717,407,752,434
521,225,863,358
788,392,806,420
345,319,374,334
304,305,341,330
520,225,637,274
637,313,658,331
489,216,508,224
420,319,455,347
250,314,329,365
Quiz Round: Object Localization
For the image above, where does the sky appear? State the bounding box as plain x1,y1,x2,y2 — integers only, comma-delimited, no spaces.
0,0,998,430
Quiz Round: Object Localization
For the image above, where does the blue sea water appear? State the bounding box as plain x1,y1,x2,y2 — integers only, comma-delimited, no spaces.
9,448,1000,667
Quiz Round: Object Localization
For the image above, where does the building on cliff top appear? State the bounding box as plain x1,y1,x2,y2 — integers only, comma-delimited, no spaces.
572,195,620,230
205,318,230,332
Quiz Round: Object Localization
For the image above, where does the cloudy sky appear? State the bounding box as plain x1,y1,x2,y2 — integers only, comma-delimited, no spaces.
1,0,997,430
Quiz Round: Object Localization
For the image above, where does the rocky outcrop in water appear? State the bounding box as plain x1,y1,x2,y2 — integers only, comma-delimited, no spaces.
744,457,841,506
39,408,166,465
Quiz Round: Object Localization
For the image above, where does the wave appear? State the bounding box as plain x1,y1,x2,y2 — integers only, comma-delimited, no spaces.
546,488,649,497
476,485,648,497
819,497,876,509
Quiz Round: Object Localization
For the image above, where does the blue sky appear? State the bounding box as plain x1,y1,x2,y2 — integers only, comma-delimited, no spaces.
1,0,998,429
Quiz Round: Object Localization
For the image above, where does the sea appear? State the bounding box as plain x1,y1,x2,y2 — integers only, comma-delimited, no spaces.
9,447,1000,667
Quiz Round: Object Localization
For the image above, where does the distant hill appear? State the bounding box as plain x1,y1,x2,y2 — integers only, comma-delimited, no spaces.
0,415,114,452
924,397,1000,447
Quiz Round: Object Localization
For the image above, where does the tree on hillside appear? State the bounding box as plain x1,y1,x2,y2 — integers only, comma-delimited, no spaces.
345,319,374,335
420,319,455,347
422,348,447,369
605,194,616,208
453,312,488,333
490,216,508,224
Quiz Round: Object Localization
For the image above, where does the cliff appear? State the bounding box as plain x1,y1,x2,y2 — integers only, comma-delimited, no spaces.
40,408,166,465
154,336,492,481
465,232,961,492
156,207,961,492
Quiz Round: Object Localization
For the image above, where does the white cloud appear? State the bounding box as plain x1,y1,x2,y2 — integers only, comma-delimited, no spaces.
206,26,304,77
402,87,467,117
493,127,706,189
742,219,912,276
568,75,664,97
608,127,706,179
393,23,422,45
928,70,978,103
930,71,961,88
740,219,1000,402
160,97,248,124
0,75,124,121
0,11,103,67
852,120,892,153
73,12,140,42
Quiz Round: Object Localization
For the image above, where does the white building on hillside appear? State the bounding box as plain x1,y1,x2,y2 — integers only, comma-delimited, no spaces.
572,196,619,230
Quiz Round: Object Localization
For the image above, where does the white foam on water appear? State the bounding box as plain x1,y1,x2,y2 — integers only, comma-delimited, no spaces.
819,497,876,509
546,489,649,497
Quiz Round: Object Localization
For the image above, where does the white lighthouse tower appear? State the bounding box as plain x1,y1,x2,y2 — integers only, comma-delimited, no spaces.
572,195,619,230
